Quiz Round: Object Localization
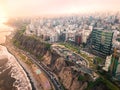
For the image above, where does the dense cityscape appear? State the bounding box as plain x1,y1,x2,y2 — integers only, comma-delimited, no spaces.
5,12,120,90
0,0,120,90
25,13,120,78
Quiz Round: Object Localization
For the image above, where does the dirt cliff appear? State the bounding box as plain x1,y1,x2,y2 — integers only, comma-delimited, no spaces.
13,31,51,59
42,49,87,90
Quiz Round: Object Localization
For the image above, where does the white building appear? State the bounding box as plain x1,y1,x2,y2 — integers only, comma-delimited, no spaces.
82,29,92,43
25,24,36,35
49,31,59,43
103,55,112,71
65,30,76,41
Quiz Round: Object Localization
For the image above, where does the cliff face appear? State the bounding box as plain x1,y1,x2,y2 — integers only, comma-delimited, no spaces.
13,31,110,90
42,51,51,65
42,49,86,90
13,32,87,90
13,31,51,59
53,57,66,74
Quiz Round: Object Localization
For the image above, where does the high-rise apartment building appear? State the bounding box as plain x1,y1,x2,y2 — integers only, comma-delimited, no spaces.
91,28,113,56
75,34,82,45
109,49,120,80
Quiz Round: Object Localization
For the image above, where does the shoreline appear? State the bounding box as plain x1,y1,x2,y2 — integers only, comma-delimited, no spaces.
0,24,32,90
6,47,35,90
0,45,32,90
0,23,54,90
5,37,53,90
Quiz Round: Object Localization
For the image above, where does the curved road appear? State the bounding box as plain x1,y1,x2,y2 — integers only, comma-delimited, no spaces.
22,50,64,90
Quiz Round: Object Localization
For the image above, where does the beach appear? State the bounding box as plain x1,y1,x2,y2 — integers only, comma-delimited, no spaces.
0,24,32,90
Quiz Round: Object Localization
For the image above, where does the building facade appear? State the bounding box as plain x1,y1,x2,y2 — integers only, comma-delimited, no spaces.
91,28,114,56
75,34,82,45
109,51,120,80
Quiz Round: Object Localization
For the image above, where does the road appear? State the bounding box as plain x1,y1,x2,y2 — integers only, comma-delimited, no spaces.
51,44,99,80
20,50,64,90
5,32,64,90
51,44,89,67
6,43,64,90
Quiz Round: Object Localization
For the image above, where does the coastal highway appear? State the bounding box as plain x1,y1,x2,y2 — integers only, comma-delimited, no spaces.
4,30,64,90
21,50,64,90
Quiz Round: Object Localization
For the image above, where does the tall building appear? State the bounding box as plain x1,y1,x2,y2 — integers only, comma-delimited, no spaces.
75,34,82,45
109,49,120,80
82,29,92,43
91,28,113,57
59,33,66,42
103,55,112,71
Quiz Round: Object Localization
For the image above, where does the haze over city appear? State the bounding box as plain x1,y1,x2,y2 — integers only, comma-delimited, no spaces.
0,0,120,17
0,0,120,90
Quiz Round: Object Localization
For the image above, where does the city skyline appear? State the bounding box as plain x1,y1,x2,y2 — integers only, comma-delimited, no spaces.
0,0,120,17
0,1,120,89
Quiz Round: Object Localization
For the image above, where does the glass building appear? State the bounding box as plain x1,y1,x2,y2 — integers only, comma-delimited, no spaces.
109,52,120,80
91,28,113,56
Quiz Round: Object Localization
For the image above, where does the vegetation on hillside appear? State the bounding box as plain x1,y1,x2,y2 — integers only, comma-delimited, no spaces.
13,29,51,60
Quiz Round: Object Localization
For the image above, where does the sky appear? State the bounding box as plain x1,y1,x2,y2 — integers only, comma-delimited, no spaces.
0,0,120,17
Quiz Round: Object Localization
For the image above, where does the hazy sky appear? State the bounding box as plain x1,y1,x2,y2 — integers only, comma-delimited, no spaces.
0,0,120,17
